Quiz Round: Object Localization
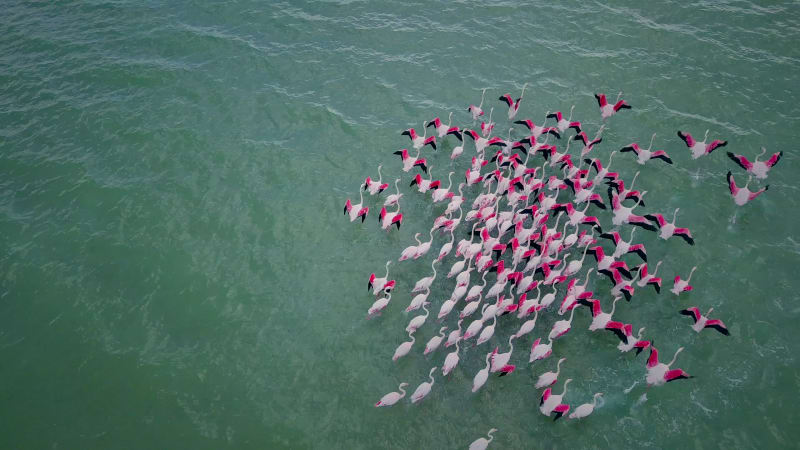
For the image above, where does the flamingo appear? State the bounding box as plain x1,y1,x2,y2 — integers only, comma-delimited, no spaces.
540,378,572,420
427,112,460,138
424,327,449,355
437,228,455,262
437,295,459,321
456,258,475,289
569,393,603,419
607,268,636,302
606,170,645,206
363,164,389,195
406,302,430,333
529,337,554,362
538,285,558,309
368,261,393,295
344,191,369,222
445,319,463,347
406,288,430,313
535,357,566,389
727,171,768,206
596,92,631,120
472,352,493,392
410,367,437,404
415,228,436,259
468,88,487,121
480,107,495,138
678,129,727,159
410,169,441,194
620,133,672,165
548,106,582,135
575,126,606,158
399,233,422,261
515,116,560,140
464,129,504,154
553,202,602,231
589,246,631,278
378,205,403,231
489,335,518,375
646,346,691,386
559,274,593,316
680,307,730,336
611,191,654,230
442,339,461,376
600,228,647,261
465,271,489,303
445,185,465,216
583,149,617,183
499,82,527,120
411,260,439,293
368,292,392,317
580,297,626,341
617,325,650,354
451,131,467,160
727,147,782,179
392,330,416,362
393,148,428,173
383,178,403,207
469,429,497,450
432,171,455,203
466,166,485,186
476,314,498,346
402,121,437,150
645,208,694,245
548,307,576,340
634,261,662,293
514,307,541,338
375,382,408,407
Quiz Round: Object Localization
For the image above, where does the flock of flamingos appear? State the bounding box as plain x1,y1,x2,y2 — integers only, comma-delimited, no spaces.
344,85,780,449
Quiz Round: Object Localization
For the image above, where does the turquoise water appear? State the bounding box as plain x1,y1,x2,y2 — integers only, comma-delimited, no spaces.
1,1,799,448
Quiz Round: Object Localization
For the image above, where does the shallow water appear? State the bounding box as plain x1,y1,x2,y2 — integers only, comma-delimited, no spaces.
1,1,799,448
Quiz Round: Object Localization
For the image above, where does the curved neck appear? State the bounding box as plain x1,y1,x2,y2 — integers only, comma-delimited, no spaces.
668,348,683,367
398,385,406,397
560,379,571,396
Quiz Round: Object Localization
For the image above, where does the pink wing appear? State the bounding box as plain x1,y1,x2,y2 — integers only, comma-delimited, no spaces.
665,369,691,382
499,94,514,107
748,186,768,201
677,130,695,148
647,346,659,368
613,100,631,111
764,151,782,168
648,213,667,228
621,143,641,155
727,152,753,171
595,93,608,108
681,306,701,323
727,171,739,196
590,299,602,317
541,387,551,404
705,139,727,154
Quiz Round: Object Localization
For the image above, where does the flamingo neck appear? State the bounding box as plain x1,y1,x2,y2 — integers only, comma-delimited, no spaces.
561,379,571,396
668,348,683,367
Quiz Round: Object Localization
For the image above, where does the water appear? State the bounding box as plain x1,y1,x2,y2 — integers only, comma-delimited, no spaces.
1,1,799,448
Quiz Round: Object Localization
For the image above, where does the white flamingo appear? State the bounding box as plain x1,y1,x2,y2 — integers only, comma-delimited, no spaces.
410,367,437,404
375,382,407,407
569,393,603,419
535,357,566,389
